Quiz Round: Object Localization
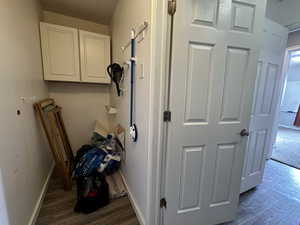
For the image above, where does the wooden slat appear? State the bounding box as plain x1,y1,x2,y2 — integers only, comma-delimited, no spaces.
34,98,74,191
39,98,55,109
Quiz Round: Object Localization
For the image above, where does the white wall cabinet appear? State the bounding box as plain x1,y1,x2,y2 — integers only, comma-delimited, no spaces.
80,30,111,84
40,23,81,82
40,22,111,84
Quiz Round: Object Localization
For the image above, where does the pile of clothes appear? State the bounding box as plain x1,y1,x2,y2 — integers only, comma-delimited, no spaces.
73,129,123,214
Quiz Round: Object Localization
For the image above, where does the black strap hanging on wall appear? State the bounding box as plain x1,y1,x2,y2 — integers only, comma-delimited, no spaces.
120,22,148,143
107,63,124,96
129,30,138,142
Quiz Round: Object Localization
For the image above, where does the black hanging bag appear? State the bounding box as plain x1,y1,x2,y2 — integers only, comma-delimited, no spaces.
74,171,110,214
107,63,124,96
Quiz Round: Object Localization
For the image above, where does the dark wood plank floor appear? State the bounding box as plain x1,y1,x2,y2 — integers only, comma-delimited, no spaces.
37,160,300,225
36,174,140,225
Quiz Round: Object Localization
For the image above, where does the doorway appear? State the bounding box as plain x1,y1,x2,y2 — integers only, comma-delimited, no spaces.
222,46,300,225
159,0,300,224
272,48,300,169
161,1,267,225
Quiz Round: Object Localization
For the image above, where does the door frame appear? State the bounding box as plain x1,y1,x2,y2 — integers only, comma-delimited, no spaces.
267,45,300,159
0,170,9,225
146,0,172,225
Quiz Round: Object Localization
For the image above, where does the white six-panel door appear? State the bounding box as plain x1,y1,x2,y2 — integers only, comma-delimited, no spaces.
164,0,266,225
240,19,288,193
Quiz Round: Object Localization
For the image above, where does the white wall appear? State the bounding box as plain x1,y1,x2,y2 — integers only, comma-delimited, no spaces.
281,63,300,112
47,82,111,151
281,81,300,112
42,12,112,152
286,29,300,112
0,1,53,225
286,63,300,82
110,0,152,223
288,30,300,47
266,0,300,30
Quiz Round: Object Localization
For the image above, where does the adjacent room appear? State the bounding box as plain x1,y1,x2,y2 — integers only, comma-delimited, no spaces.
272,48,300,169
1,0,300,225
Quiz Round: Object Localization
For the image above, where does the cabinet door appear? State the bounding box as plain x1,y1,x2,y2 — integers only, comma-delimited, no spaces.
79,30,111,84
40,22,80,82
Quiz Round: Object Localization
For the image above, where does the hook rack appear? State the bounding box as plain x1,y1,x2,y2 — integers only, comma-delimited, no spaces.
121,21,149,52
123,60,131,68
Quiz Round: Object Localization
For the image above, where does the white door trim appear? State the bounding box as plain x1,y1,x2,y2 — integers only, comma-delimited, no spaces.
146,0,171,225
267,45,300,159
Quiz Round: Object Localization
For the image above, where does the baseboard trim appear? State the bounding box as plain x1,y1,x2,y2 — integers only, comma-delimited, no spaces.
120,171,146,225
28,162,55,225
270,158,300,170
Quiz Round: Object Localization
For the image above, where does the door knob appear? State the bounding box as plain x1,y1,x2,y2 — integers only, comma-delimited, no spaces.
240,129,249,137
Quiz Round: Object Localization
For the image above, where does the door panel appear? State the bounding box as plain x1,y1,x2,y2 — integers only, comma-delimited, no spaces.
262,63,278,114
184,43,213,124
221,47,249,123
192,0,219,26
164,0,267,225
251,130,267,173
240,19,288,193
211,144,236,205
231,0,255,33
179,146,204,211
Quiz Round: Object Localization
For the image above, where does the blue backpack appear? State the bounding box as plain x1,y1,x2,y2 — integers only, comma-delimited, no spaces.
74,147,107,177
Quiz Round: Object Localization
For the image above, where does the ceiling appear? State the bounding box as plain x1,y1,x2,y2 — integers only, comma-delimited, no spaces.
40,0,118,25
266,0,300,30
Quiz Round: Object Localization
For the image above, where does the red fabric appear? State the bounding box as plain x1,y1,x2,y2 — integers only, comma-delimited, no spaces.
294,105,300,127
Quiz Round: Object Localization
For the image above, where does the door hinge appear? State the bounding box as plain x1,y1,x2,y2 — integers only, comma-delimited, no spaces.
163,111,171,122
160,198,167,208
168,0,177,15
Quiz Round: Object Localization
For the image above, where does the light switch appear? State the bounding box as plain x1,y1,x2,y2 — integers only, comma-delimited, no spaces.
137,63,144,79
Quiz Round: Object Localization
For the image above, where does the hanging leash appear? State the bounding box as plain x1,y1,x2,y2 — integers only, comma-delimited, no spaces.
129,30,138,142
121,22,148,142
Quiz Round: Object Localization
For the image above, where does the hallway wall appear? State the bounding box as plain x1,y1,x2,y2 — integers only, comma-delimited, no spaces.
281,64,300,112
281,82,300,112
47,82,111,151
0,1,53,225
287,30,300,47
110,0,152,223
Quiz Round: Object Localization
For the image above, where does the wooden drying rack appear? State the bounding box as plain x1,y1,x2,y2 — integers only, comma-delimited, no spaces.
34,98,74,190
